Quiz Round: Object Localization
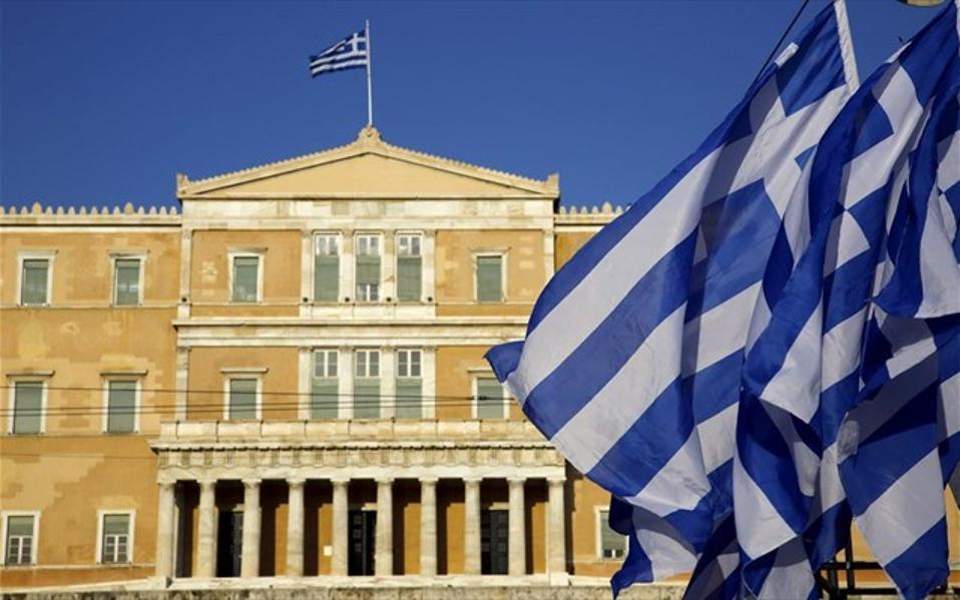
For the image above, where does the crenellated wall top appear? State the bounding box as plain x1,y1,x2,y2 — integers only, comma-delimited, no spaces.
0,201,181,226
554,201,626,227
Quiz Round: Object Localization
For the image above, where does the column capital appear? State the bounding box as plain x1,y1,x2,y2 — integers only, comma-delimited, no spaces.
242,478,262,488
507,476,527,486
198,477,218,489
376,476,395,486
158,479,176,489
547,476,566,486
420,476,439,485
288,478,306,488
463,476,482,485
331,476,350,487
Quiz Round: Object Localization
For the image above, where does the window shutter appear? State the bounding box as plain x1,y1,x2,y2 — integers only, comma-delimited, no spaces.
354,379,380,419
476,378,504,419
115,259,140,305
6,516,33,537
476,256,503,302
396,379,422,419
103,514,130,535
107,381,136,433
311,379,339,419
232,257,259,302
13,383,42,434
314,255,339,301
21,260,48,305
229,379,257,420
356,256,381,286
397,256,422,301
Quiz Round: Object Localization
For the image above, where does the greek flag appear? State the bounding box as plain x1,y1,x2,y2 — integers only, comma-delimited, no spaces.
309,29,368,77
490,0,960,596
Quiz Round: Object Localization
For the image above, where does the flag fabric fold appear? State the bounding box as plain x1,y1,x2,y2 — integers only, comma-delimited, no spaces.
487,0,960,597
309,29,368,77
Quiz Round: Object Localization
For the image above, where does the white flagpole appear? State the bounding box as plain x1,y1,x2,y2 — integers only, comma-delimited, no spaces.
365,19,374,127
832,0,860,92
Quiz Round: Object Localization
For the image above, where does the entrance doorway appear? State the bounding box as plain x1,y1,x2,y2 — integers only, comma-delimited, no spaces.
481,509,509,575
348,509,376,575
216,510,243,577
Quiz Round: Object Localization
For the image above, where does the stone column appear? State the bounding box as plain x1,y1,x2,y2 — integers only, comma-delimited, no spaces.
463,477,481,575
339,349,354,420
375,477,394,576
342,230,355,303
286,478,305,577
197,479,218,578
547,477,567,578
508,477,526,576
422,230,436,303
331,478,349,576
241,479,261,578
382,229,396,301
419,477,438,577
155,481,176,580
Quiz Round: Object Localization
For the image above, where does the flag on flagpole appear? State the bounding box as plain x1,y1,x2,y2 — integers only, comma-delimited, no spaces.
486,1,858,597
309,29,368,77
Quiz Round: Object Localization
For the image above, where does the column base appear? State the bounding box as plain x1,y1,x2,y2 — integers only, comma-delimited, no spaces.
549,572,571,586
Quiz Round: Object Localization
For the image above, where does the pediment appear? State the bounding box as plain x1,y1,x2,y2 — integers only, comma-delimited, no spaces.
178,127,558,200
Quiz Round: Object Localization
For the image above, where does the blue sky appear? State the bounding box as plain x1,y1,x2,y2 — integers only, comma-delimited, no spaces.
0,0,936,209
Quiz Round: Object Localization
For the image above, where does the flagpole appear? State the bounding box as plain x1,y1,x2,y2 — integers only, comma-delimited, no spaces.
365,19,374,127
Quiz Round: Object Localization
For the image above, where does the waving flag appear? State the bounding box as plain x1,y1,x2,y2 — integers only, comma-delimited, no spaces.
733,2,960,598
486,1,858,597
309,29,368,77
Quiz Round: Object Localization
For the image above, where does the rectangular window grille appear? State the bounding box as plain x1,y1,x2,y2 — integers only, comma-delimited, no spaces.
314,235,340,302
20,259,49,305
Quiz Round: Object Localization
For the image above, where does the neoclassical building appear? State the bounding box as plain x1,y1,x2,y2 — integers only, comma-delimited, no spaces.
0,127,632,590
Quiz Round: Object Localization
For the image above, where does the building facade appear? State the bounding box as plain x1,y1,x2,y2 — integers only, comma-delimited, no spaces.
0,127,633,589
2,127,958,593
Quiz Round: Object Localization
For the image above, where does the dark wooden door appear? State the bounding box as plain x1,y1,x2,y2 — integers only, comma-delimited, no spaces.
348,509,376,575
481,509,509,575
216,510,243,577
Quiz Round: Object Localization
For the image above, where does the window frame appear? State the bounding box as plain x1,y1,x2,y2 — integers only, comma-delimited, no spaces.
17,251,56,307
471,373,507,419
395,232,424,303
110,253,146,306
354,233,383,303
101,378,140,434
223,376,262,421
313,232,342,303
95,509,135,565
353,348,381,419
1,510,40,566
595,507,628,560
311,349,340,419
7,378,47,435
228,251,264,304
473,251,507,304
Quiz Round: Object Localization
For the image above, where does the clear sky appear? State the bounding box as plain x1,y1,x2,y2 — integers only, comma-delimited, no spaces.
0,0,938,209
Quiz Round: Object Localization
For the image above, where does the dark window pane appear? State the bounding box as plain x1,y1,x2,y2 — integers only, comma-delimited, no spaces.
477,256,502,303
107,381,136,433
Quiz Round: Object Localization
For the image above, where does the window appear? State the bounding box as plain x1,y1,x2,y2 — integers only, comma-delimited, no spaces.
396,234,422,302
598,509,627,559
231,255,260,303
20,258,50,305
355,235,381,302
311,350,339,419
3,514,37,565
354,349,380,418
396,349,422,419
314,234,340,302
10,382,43,434
99,513,132,564
476,255,503,303
475,376,505,419
113,258,142,306
105,380,137,433
227,378,258,420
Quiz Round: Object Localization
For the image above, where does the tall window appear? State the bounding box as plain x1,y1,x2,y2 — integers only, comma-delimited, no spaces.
100,513,132,564
105,380,136,433
476,255,503,303
354,349,380,418
11,382,43,434
475,376,506,419
396,234,422,302
598,510,627,559
396,349,422,419
311,349,339,419
3,514,36,565
227,378,258,420
113,258,142,306
20,259,50,305
231,255,260,303
314,235,340,302
355,235,380,302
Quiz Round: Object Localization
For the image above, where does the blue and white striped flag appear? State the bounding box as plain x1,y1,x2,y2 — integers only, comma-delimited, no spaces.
486,1,858,597
733,2,960,598
309,29,368,77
